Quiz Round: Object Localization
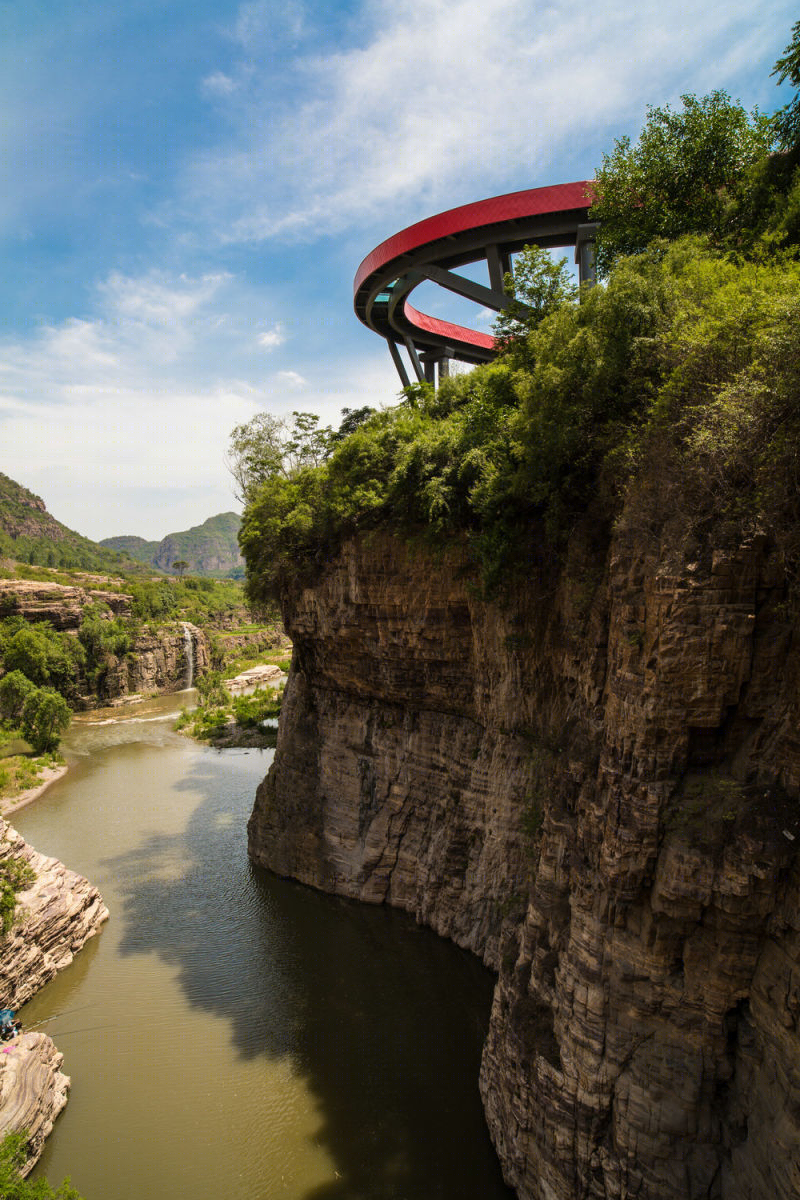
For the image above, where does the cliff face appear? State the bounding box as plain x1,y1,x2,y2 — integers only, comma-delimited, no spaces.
0,819,108,1172
0,1034,70,1175
104,622,209,700
0,578,131,629
0,577,210,702
249,524,800,1200
0,818,109,1010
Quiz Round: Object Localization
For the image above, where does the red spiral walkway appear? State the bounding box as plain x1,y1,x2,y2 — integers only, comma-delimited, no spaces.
354,180,596,386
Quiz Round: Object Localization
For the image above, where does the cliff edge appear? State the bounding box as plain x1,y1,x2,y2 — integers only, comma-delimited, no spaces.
248,518,800,1200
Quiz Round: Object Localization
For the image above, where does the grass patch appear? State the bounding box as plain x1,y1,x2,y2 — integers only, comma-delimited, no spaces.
0,750,64,806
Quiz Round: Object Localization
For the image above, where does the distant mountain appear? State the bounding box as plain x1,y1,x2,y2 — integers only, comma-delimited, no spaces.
0,472,142,573
102,512,244,578
98,535,160,565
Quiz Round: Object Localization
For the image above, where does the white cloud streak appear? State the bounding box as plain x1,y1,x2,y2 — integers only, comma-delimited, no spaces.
0,270,296,539
182,0,792,245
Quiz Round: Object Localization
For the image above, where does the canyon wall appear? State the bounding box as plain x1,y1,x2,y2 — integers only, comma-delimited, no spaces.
0,817,108,1010
248,522,800,1200
0,818,108,1172
0,579,209,702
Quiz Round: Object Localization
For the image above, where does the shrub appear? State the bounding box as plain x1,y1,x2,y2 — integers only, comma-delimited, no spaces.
0,855,35,935
20,688,71,754
0,671,36,724
0,1130,83,1198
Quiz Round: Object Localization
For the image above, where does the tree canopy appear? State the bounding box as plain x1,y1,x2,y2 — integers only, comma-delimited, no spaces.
772,20,800,151
590,91,776,273
493,245,578,360
0,1132,83,1199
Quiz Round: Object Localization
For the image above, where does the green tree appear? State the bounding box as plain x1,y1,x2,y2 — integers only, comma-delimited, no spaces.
2,625,84,698
0,672,36,725
20,689,71,754
772,20,800,151
0,857,36,936
493,244,578,358
0,1131,83,1198
228,411,333,503
172,560,189,578
590,91,775,273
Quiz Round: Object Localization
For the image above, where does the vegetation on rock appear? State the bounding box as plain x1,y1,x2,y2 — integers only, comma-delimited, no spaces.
0,1131,83,1199
237,31,800,608
176,674,283,744
0,854,35,935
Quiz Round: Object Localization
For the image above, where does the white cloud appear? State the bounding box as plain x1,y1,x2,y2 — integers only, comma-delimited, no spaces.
0,269,290,539
258,322,286,349
232,0,305,47
275,369,306,390
183,0,791,246
202,71,238,97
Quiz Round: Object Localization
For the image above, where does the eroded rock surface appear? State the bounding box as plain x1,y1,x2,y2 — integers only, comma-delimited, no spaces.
250,525,800,1200
0,578,131,629
0,819,108,1009
0,1034,70,1175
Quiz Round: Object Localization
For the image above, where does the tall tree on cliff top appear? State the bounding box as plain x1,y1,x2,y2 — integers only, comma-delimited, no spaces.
589,91,775,274
773,20,800,151
228,411,333,504
590,25,800,273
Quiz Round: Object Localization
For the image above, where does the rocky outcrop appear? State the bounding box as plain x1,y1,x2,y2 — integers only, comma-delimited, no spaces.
227,663,283,691
0,581,211,702
0,578,130,629
0,1033,70,1175
249,525,800,1200
102,622,209,700
0,819,108,1009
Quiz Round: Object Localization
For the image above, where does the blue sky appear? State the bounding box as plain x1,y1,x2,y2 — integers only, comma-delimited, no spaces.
0,0,795,540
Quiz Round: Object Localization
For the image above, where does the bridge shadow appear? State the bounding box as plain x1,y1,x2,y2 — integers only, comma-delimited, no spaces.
104,750,514,1200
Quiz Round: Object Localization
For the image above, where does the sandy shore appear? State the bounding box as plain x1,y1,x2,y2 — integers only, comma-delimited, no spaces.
2,765,69,818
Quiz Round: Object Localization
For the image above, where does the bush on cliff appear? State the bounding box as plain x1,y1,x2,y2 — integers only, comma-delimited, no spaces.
0,857,36,936
239,239,800,602
0,1131,83,1198
589,91,784,274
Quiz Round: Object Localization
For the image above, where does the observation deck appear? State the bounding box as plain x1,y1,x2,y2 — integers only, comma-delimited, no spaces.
354,181,596,386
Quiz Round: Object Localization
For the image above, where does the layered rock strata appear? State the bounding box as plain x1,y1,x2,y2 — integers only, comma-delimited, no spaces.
105,621,209,700
0,578,130,629
249,528,800,1200
0,1033,70,1174
0,818,108,1009
0,579,210,701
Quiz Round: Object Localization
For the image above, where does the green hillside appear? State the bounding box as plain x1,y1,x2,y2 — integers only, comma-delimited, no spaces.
0,473,143,574
101,512,244,578
99,534,160,564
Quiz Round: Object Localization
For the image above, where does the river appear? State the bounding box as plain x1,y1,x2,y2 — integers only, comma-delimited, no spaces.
13,692,513,1200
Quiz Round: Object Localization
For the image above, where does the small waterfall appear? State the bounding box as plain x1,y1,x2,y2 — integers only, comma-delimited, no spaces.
181,623,194,689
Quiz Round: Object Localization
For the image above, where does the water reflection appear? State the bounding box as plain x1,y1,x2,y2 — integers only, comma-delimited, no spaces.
17,699,512,1199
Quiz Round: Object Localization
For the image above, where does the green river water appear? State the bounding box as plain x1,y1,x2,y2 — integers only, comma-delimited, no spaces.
13,692,513,1200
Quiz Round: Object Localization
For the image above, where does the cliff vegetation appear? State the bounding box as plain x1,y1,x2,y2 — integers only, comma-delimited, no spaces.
239,43,800,604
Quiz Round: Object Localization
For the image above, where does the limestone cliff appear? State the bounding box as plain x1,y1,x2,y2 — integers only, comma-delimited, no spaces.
248,523,800,1200
0,577,210,701
0,1034,70,1175
0,818,108,1009
105,621,209,700
0,819,107,1173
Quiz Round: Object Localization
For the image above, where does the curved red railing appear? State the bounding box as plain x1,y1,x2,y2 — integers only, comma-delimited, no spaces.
354,180,595,376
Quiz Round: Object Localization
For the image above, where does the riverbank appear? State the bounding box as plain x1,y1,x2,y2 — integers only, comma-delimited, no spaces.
2,765,69,818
